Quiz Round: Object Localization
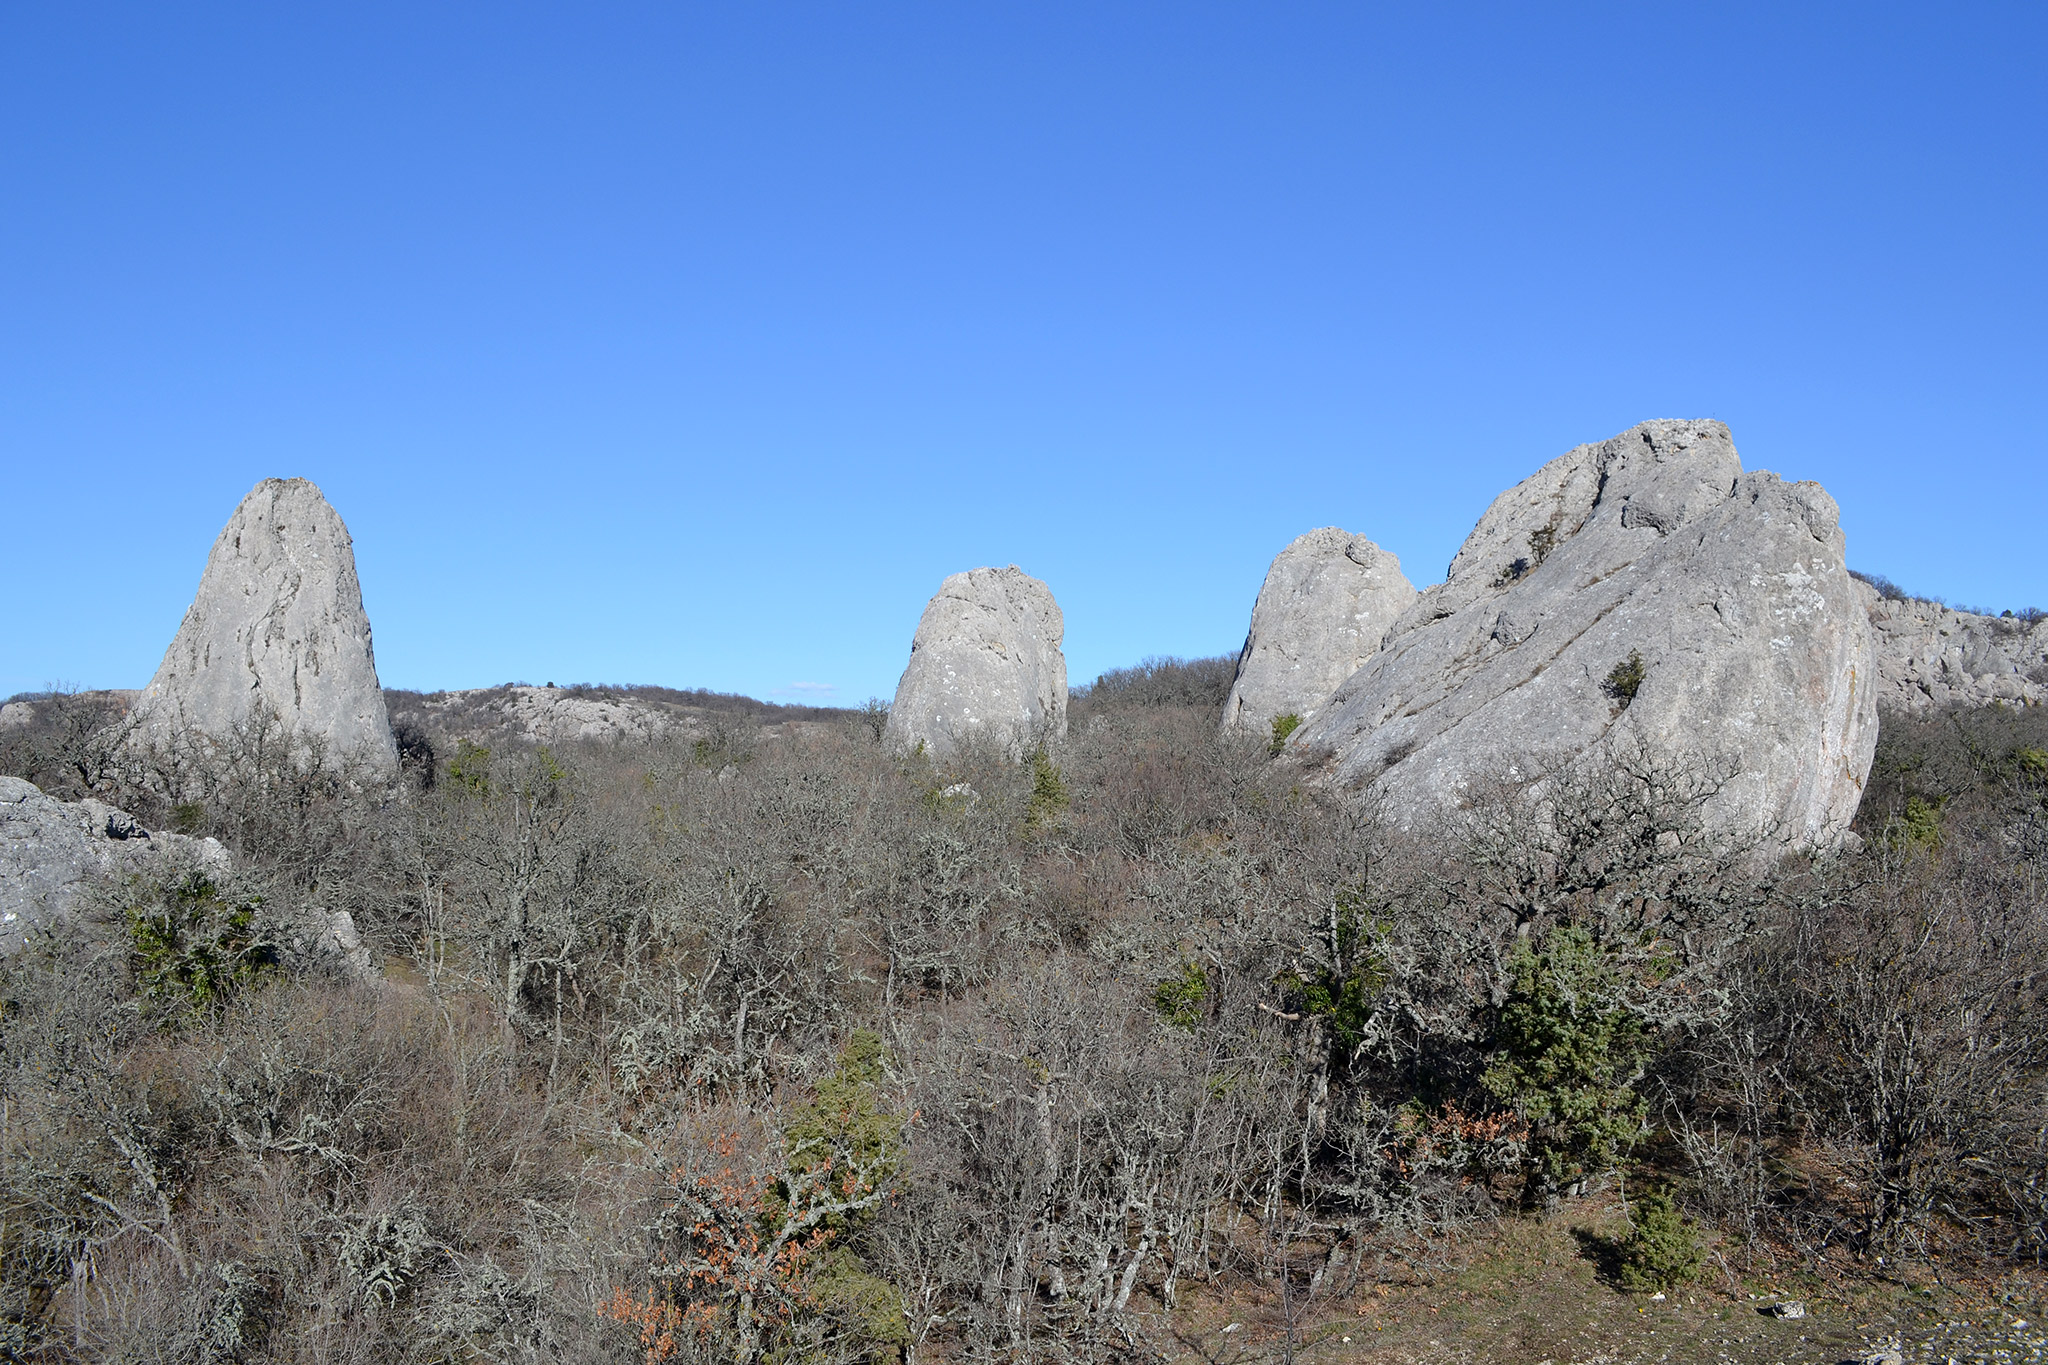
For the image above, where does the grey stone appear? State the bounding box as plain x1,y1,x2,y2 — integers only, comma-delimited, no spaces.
0,775,229,952
1222,529,1417,735
275,904,375,981
883,566,1067,761
386,685,839,754
1858,582,2048,712
1290,420,1878,848
490,686,680,745
127,479,397,777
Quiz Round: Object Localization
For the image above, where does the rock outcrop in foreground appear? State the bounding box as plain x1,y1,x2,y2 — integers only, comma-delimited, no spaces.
1291,420,1878,846
0,776,227,953
1859,585,2047,711
0,776,371,974
1223,528,1416,735
128,479,398,777
884,566,1067,760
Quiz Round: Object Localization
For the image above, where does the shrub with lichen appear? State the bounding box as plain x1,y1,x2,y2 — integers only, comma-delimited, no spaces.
127,871,270,1020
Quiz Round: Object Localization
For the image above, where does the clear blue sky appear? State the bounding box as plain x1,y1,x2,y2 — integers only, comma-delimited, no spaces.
5,4,2044,705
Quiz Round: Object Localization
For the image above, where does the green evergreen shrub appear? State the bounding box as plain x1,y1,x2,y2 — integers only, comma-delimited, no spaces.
447,740,492,799
1614,1190,1705,1291
1483,927,1652,1190
1152,962,1208,1030
1025,750,1069,831
777,1030,909,1360
1888,793,1945,851
127,871,269,1020
1602,650,1647,708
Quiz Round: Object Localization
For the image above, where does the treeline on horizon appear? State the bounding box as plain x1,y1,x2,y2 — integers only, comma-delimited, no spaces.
1,658,2045,1363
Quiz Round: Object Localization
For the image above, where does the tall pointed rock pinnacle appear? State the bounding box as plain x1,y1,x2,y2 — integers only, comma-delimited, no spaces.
129,478,398,777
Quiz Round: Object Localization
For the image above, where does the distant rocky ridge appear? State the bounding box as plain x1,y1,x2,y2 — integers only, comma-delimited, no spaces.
0,689,139,735
1288,420,1879,846
1222,528,1416,735
384,684,847,755
1858,582,2048,711
884,566,1067,761
126,478,398,778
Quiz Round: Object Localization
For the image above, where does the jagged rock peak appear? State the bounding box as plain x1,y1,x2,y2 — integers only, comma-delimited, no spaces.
883,566,1067,761
1223,528,1416,736
1290,420,1878,848
129,478,398,776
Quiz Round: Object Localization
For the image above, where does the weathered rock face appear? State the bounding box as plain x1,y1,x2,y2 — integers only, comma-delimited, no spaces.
1291,420,1878,847
128,479,398,776
383,684,845,757
1858,583,2048,711
464,686,682,746
0,776,371,975
1223,529,1416,735
0,776,228,953
883,566,1067,760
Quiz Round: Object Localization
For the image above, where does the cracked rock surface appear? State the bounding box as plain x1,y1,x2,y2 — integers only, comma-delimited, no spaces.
0,775,228,953
1290,420,1878,846
1223,527,1417,736
126,478,397,777
884,566,1067,761
1861,585,2048,712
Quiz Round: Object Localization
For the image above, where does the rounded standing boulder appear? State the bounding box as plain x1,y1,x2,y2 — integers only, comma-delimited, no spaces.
883,566,1067,762
1222,527,1416,737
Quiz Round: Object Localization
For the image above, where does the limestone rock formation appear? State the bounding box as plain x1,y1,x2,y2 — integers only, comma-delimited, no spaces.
0,776,228,953
1222,529,1416,735
1857,583,2048,711
467,686,681,746
1290,420,1878,847
128,479,398,777
883,566,1067,760
383,684,846,757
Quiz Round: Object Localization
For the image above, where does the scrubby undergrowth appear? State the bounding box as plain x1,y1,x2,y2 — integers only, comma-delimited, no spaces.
1,680,2044,1363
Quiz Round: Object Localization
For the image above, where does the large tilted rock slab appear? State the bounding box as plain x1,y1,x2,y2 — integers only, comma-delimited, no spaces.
883,566,1067,760
0,776,228,953
1291,420,1878,847
128,479,398,776
1223,529,1416,734
1858,582,2048,711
